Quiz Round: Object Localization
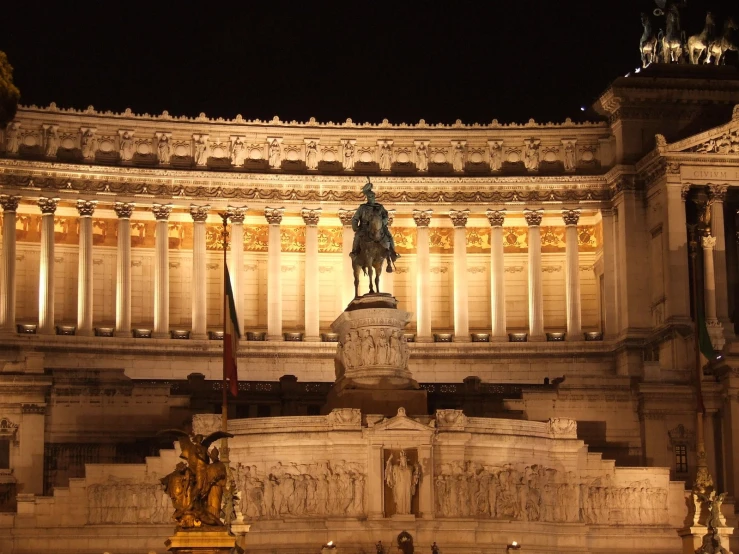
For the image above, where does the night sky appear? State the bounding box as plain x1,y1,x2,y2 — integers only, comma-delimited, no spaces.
2,1,738,125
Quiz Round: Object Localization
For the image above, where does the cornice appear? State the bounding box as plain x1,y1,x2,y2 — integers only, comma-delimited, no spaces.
14,104,608,131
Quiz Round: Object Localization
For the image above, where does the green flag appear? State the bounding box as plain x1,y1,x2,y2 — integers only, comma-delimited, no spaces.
698,311,716,363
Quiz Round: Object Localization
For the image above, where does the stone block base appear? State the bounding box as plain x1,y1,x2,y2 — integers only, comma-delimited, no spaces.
678,525,734,554
166,529,244,554
322,386,427,417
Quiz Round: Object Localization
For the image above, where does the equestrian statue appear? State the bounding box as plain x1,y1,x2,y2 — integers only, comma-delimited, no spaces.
350,180,400,298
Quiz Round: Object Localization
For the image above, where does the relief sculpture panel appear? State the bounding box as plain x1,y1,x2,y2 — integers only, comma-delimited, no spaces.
87,476,173,525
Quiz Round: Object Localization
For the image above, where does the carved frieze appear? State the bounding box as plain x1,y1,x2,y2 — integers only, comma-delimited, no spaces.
87,478,172,525
691,129,739,154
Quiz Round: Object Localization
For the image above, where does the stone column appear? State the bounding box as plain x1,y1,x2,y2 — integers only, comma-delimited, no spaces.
383,210,395,297
190,204,210,339
413,210,433,342
38,197,59,335
563,209,582,340
599,208,619,337
152,203,172,338
227,206,247,334
76,200,97,336
709,184,730,329
114,202,134,336
486,209,506,341
524,209,544,340
450,209,471,342
338,209,355,308
0,195,20,333
302,207,321,341
702,234,725,350
265,207,285,341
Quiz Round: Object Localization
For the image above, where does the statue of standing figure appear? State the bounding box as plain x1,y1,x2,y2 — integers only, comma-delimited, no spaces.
385,451,420,515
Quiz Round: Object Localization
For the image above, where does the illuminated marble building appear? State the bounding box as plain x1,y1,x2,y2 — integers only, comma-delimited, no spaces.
1,65,739,552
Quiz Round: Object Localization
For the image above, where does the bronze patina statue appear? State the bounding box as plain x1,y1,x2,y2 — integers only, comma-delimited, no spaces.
159,429,233,529
350,180,400,297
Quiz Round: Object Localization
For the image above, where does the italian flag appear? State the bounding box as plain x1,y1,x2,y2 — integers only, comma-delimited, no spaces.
224,264,241,397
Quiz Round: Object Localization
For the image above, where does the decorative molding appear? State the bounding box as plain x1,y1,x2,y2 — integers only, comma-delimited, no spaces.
429,266,448,274
169,261,180,269
206,263,219,270
281,265,295,272
467,266,486,274
542,265,562,273
21,404,46,415
319,266,334,273
244,264,258,271
505,265,524,273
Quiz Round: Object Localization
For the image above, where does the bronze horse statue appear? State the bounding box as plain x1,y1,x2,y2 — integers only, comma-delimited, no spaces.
640,13,659,67
660,4,685,63
706,17,738,65
352,211,390,298
687,12,716,64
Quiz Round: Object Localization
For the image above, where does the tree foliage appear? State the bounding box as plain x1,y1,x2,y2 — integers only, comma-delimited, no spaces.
0,51,20,129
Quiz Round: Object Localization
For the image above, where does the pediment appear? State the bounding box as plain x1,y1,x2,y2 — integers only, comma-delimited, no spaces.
662,107,739,154
368,407,435,435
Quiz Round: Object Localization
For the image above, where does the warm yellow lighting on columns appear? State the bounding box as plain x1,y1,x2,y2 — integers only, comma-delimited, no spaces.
38,197,59,335
383,209,396,297
524,209,545,340
227,206,247,335
114,202,134,335
708,184,730,328
190,205,210,340
0,195,20,333
450,209,471,342
413,209,433,342
338,209,354,308
152,203,173,338
76,200,97,336
563,209,582,340
487,209,507,341
302,208,321,341
265,207,285,341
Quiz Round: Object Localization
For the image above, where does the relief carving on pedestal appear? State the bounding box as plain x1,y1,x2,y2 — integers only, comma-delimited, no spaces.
339,326,409,374
235,460,366,519
433,462,669,525
87,476,173,524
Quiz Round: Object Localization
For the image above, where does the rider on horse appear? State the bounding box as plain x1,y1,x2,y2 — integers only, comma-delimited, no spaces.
350,180,400,273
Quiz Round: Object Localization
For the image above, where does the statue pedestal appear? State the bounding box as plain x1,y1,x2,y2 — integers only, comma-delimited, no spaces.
165,529,244,554
677,525,734,554
323,294,427,417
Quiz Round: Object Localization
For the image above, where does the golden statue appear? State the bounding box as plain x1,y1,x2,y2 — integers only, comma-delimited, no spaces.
159,429,233,529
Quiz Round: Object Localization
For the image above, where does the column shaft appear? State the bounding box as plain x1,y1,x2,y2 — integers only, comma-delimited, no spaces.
152,204,172,338
703,236,718,322
450,210,470,341
664,184,691,322
266,208,284,341
303,208,321,341
563,210,582,339
339,209,354,307
383,210,395,297
414,210,433,342
76,201,96,336
487,210,506,340
38,199,58,335
0,196,19,333
115,206,132,335
228,208,246,334
192,221,207,338
709,186,729,327
525,209,544,339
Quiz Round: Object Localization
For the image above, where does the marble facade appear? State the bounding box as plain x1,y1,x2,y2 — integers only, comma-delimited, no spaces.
2,65,739,552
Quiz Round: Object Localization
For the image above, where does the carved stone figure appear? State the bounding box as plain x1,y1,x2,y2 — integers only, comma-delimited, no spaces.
268,139,282,168
80,129,96,159
415,142,428,171
5,123,19,154
563,140,576,171
231,137,246,166
361,329,375,365
158,429,233,529
379,142,393,171
88,477,173,525
306,141,319,170
350,180,400,295
119,131,134,161
157,135,171,164
44,127,59,157
194,137,209,166
343,141,355,170
524,139,540,170
452,142,465,172
489,140,503,171
385,451,420,515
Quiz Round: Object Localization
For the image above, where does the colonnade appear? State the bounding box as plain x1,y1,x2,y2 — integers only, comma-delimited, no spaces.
0,196,640,341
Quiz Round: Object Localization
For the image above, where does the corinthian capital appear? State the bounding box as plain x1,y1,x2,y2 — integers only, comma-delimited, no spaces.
76,200,98,217
226,206,247,223
301,208,322,226
38,197,60,214
114,202,135,219
0,195,21,212
151,203,173,221
189,204,211,222
561,209,581,226
264,207,285,225
708,184,728,202
523,208,543,227
449,209,470,228
413,209,433,227
486,209,506,227
337,208,354,227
